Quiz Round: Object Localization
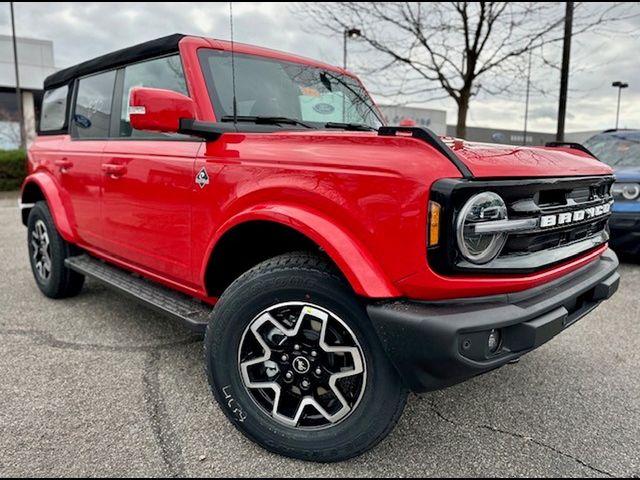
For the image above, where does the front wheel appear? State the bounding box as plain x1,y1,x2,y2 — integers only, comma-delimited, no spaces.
204,253,407,462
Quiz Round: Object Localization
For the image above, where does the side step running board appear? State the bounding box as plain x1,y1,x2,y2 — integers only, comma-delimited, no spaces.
65,254,210,333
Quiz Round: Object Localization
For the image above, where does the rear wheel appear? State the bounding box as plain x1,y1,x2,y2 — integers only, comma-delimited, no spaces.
27,201,84,299
204,253,407,462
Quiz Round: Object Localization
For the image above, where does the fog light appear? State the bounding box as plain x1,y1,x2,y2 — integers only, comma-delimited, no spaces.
488,329,501,353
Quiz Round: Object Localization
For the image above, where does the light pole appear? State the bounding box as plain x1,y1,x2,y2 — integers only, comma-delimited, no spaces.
612,81,629,130
556,1,573,143
343,28,361,70
523,49,533,146
10,1,26,149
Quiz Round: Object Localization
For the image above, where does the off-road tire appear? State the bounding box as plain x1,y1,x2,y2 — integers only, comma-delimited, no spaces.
204,252,407,462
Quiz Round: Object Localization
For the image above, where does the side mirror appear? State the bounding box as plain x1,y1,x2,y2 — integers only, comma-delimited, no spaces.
129,87,196,134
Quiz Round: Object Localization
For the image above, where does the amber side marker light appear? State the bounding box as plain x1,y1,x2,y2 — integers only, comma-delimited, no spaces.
428,201,442,247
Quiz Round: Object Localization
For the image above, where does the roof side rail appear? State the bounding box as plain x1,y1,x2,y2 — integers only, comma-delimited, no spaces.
378,126,472,178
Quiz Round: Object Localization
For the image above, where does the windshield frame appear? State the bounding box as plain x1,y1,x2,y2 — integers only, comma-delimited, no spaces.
197,48,385,131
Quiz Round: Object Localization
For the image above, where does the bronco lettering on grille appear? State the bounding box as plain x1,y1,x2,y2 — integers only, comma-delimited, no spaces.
540,202,612,228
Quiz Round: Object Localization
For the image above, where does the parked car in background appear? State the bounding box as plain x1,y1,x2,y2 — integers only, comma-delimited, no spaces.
585,130,640,255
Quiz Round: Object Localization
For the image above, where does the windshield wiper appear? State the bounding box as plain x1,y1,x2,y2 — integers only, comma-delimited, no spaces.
221,115,314,129
324,122,377,132
319,71,385,125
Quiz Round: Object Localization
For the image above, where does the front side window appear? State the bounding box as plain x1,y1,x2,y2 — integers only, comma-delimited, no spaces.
40,85,69,132
199,50,383,129
72,70,116,139
119,55,188,138
585,133,640,167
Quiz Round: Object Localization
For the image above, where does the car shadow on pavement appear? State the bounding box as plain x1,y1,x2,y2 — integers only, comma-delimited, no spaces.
2,260,636,477
126,285,627,477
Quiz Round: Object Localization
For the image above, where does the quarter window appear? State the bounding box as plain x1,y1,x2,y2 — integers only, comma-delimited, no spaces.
72,70,116,139
40,86,69,132
119,55,188,138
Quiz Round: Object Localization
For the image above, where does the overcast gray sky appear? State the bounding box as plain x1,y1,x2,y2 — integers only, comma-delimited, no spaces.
1,1,639,133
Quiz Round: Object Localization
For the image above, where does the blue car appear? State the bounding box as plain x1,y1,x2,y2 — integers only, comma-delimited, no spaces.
585,130,640,255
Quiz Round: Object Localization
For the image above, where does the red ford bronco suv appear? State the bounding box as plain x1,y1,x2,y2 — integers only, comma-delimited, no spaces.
22,34,619,462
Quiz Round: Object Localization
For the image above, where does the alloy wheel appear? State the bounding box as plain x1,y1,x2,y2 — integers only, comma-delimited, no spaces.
31,219,52,282
238,302,366,430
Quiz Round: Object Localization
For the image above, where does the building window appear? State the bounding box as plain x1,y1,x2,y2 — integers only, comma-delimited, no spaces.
510,134,533,144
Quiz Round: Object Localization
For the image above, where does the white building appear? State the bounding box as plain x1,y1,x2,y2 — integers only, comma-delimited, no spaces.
378,104,608,146
378,105,447,135
0,35,56,149
565,130,604,145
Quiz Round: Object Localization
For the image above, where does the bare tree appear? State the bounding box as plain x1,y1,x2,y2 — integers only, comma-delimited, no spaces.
294,2,637,138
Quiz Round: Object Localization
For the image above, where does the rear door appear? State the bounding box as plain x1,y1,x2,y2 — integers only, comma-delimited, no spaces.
100,55,201,284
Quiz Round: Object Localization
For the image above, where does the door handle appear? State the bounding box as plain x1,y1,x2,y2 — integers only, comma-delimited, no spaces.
54,159,73,173
102,163,127,178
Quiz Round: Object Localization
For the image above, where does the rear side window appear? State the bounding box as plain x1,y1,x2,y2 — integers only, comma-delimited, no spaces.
119,55,188,138
72,70,116,139
40,86,69,132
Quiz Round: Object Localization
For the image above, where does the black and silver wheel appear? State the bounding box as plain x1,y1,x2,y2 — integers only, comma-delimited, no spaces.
205,253,407,462
27,201,85,299
239,302,366,429
31,219,52,282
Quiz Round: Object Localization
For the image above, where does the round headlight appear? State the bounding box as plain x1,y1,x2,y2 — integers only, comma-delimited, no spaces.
456,192,508,265
613,182,640,201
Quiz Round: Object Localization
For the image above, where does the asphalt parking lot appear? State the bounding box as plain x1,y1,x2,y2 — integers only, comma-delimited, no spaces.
0,191,639,478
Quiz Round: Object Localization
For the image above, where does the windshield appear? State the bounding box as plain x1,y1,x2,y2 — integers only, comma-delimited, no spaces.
584,134,640,167
198,50,383,130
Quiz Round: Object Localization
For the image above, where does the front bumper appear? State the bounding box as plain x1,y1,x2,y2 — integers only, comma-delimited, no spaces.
609,212,640,255
367,249,620,393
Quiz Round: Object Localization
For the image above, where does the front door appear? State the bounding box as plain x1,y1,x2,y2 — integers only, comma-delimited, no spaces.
100,141,199,283
100,55,201,284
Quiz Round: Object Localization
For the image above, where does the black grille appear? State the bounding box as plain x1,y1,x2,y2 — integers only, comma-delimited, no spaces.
429,176,615,275
566,187,591,204
503,219,608,255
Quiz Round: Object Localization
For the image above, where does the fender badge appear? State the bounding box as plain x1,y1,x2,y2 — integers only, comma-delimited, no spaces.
196,167,210,189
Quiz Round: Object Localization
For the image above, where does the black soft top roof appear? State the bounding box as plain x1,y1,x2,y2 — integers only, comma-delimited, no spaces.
44,33,186,90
